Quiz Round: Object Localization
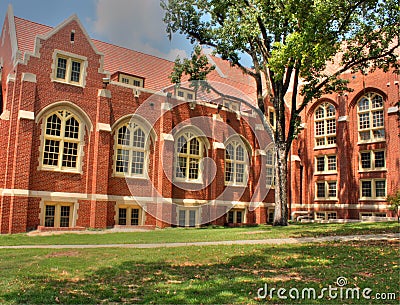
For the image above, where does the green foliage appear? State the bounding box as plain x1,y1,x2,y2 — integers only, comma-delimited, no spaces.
387,190,400,222
170,45,215,94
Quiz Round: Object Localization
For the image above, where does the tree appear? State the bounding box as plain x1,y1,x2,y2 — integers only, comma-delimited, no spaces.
170,45,215,98
387,190,400,223
162,0,400,226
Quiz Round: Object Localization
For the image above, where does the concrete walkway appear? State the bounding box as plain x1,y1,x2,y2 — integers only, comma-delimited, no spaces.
0,233,398,249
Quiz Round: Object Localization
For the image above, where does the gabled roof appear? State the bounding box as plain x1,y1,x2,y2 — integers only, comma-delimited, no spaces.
12,15,258,103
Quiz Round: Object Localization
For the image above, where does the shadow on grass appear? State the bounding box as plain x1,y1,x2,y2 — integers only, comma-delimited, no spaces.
2,241,398,304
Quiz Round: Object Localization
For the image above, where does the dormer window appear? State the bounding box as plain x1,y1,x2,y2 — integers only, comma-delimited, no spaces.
52,51,87,87
118,73,144,87
176,88,194,100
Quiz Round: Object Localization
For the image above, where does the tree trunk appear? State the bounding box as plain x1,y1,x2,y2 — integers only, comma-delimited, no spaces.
273,144,289,226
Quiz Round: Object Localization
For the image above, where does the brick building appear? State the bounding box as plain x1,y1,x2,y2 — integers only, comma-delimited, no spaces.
0,7,399,233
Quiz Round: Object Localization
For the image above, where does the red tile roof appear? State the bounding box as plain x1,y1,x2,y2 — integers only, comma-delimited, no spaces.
13,16,258,104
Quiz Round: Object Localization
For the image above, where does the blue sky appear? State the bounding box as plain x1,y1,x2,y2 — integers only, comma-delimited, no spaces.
0,0,194,61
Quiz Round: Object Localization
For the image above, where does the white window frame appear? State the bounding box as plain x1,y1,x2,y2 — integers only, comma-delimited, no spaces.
224,140,249,186
174,131,205,183
359,212,387,220
113,122,150,178
51,50,87,87
118,74,144,87
226,209,246,224
40,202,76,228
315,181,337,200
314,102,337,148
177,207,199,227
314,211,337,220
359,179,386,200
357,93,385,143
115,205,143,226
359,150,386,172
315,155,337,174
176,88,195,100
266,149,275,188
39,109,84,173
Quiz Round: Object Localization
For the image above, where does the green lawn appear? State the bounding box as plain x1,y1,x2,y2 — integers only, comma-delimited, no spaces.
0,221,398,246
0,240,398,304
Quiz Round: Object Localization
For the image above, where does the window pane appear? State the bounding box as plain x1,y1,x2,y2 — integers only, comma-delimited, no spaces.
359,131,370,141
118,126,130,146
236,163,245,183
236,211,243,224
316,157,325,172
116,149,129,173
179,210,186,227
328,182,336,198
266,150,273,165
133,128,145,148
177,136,187,153
228,211,234,224
176,156,187,178
225,161,233,182
56,58,67,79
372,111,384,128
315,107,324,119
60,206,70,227
361,152,371,169
327,156,336,171
44,205,55,227
326,119,336,134
131,209,139,226
375,180,386,197
358,98,369,111
373,129,385,139
189,138,200,155
118,208,127,225
189,210,196,227
62,142,78,168
327,212,337,220
188,158,199,179
315,121,325,136
226,144,234,160
359,113,370,129
236,145,244,161
64,117,79,139
131,151,144,175
362,181,372,197
374,151,385,168
43,139,60,166
371,95,383,108
317,182,325,198
70,61,81,82
46,114,61,136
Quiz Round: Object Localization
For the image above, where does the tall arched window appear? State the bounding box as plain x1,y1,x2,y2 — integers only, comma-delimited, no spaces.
314,102,336,147
115,122,148,177
357,93,385,142
42,110,82,171
175,131,204,181
225,140,248,185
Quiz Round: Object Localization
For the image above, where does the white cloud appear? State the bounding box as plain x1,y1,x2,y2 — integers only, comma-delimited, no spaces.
92,0,189,61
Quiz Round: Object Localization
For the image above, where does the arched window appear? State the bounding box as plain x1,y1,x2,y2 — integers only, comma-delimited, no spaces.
314,102,336,147
266,149,275,187
225,140,248,185
175,131,204,181
115,122,148,177
42,110,82,171
357,93,385,142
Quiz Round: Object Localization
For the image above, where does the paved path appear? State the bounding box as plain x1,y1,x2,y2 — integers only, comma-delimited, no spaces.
0,233,398,249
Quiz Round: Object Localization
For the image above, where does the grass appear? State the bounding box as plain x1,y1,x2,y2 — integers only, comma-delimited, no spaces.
0,221,398,246
0,240,398,304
